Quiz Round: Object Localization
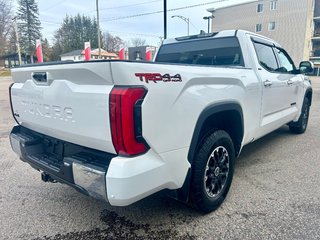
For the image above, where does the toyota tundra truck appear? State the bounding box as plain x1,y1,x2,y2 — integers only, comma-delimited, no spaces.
9,30,313,212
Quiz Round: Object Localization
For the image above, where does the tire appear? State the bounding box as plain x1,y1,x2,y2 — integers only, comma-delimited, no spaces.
190,130,235,213
289,97,310,134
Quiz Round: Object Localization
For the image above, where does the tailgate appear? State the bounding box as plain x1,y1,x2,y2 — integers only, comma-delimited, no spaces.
10,61,116,153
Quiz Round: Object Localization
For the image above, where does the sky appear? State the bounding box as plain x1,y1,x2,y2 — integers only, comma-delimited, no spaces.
15,0,256,47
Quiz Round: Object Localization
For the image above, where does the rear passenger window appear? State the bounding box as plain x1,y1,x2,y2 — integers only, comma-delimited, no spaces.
254,42,278,71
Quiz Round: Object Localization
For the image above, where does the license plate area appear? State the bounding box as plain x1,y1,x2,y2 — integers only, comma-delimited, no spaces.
42,137,64,164
10,125,114,173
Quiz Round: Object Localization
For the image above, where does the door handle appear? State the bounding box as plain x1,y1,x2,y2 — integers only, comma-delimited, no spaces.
32,72,47,82
287,79,293,85
264,80,273,87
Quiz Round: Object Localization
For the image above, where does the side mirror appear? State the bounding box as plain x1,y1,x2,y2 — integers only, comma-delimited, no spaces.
299,61,314,74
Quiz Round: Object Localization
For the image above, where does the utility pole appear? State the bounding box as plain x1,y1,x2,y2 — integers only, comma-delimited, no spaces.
204,9,215,33
164,0,167,39
12,17,22,66
96,0,101,59
203,15,214,33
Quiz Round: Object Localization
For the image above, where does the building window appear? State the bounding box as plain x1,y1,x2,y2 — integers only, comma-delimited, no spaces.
257,3,263,13
268,21,276,31
256,24,262,32
270,0,277,10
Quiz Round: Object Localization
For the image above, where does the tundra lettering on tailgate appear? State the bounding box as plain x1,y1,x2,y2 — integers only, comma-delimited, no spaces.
20,100,74,122
135,73,182,83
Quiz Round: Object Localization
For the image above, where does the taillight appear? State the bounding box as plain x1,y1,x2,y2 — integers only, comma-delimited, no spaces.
109,86,149,156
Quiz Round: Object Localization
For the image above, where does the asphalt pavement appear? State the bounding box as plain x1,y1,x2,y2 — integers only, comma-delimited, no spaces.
0,76,319,240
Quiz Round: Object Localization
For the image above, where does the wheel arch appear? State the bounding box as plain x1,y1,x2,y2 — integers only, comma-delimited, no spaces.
187,102,244,164
305,87,312,106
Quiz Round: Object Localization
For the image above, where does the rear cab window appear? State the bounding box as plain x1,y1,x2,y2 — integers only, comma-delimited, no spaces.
155,37,244,67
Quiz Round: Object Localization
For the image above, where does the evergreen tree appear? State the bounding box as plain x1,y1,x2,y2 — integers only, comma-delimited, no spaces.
51,14,124,60
53,14,100,55
17,0,42,63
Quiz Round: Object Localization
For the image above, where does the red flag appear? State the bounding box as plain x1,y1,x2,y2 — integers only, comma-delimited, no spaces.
146,47,152,61
119,48,125,60
84,42,91,61
36,39,43,63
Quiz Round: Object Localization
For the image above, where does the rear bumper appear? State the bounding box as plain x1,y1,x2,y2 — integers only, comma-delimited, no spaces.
10,126,189,206
10,125,112,201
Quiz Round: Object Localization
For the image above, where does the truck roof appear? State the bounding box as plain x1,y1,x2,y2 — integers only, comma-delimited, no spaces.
162,29,281,48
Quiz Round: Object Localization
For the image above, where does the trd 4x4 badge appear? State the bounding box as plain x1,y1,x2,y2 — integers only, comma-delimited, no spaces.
135,73,182,83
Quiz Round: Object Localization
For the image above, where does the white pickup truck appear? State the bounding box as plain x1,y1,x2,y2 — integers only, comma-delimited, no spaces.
9,30,313,212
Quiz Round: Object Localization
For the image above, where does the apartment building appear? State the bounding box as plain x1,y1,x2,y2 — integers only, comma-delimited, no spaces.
311,0,320,72
208,0,320,75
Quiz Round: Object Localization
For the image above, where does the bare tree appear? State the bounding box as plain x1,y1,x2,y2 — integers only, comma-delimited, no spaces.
131,37,146,47
7,28,17,53
103,32,124,52
0,0,13,55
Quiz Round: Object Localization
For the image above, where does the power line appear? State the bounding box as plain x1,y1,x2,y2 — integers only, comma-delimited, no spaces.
40,19,162,39
40,0,163,23
84,0,162,14
41,20,60,25
190,21,200,31
101,10,163,22
41,0,227,26
107,30,161,38
100,0,227,22
42,0,65,12
40,0,227,38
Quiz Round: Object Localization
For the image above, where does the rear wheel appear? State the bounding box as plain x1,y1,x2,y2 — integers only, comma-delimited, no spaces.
190,130,235,213
289,97,310,134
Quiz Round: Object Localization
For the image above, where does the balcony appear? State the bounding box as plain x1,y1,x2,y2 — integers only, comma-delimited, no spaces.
310,49,320,59
312,32,320,41
314,1,320,18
